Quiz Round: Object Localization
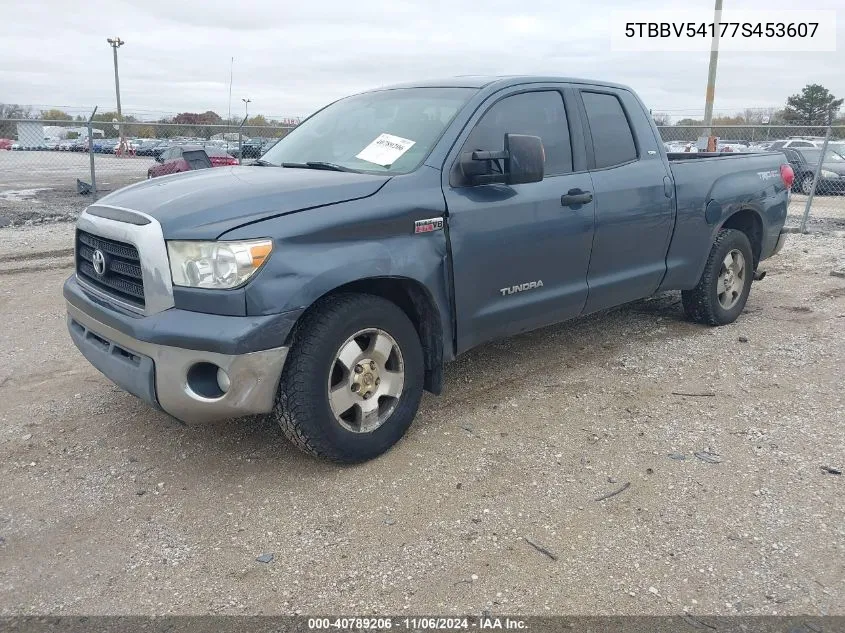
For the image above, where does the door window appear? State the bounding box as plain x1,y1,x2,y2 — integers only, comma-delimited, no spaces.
581,91,638,168
460,91,573,179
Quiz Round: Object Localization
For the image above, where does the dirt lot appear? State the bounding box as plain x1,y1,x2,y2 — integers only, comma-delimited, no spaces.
0,151,154,226
0,223,843,617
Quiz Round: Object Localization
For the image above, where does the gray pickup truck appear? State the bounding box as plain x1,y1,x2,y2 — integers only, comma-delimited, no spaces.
65,76,794,462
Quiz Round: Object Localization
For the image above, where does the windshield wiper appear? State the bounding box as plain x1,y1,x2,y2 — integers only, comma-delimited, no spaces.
248,159,276,166
281,161,355,172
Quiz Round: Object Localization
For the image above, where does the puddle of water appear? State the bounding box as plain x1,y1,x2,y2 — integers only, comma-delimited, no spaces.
0,188,52,202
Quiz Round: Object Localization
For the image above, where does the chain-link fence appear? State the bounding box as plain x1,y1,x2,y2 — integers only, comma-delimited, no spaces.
1,116,843,233
656,124,845,232
0,117,294,226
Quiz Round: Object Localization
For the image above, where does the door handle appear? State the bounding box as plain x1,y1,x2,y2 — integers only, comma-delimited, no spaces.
561,189,593,207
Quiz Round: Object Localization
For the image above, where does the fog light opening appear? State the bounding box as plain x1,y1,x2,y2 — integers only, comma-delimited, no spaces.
216,367,231,394
186,362,226,399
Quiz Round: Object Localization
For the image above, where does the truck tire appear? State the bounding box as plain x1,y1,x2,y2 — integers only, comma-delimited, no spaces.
682,228,754,326
272,293,424,463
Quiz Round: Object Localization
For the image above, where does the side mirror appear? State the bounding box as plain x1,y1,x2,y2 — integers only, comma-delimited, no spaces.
503,134,544,185
462,133,544,186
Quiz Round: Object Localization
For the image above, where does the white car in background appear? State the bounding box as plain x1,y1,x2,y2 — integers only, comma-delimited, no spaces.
767,138,823,150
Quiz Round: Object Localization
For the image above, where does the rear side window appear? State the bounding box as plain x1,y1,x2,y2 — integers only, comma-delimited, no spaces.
462,91,573,176
581,91,637,168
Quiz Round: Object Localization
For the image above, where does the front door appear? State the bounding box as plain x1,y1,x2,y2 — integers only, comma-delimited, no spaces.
443,88,596,353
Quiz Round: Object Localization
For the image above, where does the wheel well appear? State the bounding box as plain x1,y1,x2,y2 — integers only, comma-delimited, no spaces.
291,278,445,395
721,209,763,269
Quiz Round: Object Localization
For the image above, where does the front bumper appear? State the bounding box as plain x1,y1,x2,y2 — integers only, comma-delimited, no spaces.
66,299,289,424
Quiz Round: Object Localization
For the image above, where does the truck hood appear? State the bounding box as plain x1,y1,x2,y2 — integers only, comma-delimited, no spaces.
95,166,392,239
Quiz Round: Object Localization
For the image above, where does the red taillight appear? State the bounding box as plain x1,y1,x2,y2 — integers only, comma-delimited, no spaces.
210,156,238,167
780,164,795,189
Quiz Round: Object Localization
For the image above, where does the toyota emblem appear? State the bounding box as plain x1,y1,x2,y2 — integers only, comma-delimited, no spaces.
92,249,107,276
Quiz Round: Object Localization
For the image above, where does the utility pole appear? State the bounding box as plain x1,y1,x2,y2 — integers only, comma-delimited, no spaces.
228,57,234,127
107,37,125,145
242,98,251,119
702,0,723,139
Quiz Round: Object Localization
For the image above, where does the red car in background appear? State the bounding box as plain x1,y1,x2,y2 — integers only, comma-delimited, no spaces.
147,145,238,179
0,139,13,150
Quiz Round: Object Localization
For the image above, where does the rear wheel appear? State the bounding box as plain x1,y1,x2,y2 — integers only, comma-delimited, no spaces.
272,293,424,463
682,229,754,326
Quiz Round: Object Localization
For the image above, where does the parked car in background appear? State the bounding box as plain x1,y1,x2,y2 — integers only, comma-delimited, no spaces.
718,139,750,147
147,145,238,179
781,147,845,195
103,139,122,154
768,139,820,150
229,138,264,159
151,141,174,160
717,143,747,153
136,140,161,157
0,139,13,150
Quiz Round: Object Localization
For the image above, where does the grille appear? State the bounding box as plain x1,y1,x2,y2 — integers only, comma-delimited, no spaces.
76,230,145,308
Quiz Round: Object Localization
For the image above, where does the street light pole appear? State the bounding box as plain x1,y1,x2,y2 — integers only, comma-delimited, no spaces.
242,98,251,119
703,0,723,139
107,37,125,146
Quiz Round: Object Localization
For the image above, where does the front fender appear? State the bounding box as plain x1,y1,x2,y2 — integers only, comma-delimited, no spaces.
221,169,454,354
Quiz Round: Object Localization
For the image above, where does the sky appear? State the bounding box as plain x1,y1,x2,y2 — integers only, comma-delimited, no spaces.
2,0,842,121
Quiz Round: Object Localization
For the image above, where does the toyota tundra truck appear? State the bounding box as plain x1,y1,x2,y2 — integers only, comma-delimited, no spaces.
64,76,794,462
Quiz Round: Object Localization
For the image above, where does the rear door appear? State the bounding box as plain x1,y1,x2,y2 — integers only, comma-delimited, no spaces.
576,88,675,313
443,87,595,352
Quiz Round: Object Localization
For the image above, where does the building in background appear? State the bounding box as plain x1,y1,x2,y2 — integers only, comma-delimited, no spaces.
42,125,105,140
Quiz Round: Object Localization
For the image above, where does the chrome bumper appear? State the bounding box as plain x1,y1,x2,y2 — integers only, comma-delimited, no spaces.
67,301,288,423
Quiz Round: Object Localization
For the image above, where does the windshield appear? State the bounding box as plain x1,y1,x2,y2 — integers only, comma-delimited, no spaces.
261,87,476,174
800,149,845,163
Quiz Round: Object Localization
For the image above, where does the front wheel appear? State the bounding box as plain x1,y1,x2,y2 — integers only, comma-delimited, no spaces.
682,228,754,326
272,293,424,463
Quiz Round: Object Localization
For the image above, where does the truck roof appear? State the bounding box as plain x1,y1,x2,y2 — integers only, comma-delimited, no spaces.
373,75,631,92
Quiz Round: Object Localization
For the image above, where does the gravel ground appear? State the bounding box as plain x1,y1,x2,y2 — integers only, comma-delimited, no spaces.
0,222,843,616
0,151,154,227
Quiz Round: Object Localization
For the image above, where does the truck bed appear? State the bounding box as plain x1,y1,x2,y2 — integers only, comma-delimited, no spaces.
659,151,789,291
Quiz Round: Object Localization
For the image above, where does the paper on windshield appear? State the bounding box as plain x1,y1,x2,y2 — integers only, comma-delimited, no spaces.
356,133,416,167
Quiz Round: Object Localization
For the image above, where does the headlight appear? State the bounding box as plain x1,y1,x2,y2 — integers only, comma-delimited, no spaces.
167,239,273,289
820,170,839,179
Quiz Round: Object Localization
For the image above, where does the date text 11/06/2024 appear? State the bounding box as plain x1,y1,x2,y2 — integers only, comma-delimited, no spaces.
307,616,528,630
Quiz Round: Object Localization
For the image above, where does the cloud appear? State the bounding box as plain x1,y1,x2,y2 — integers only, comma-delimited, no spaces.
1,0,842,120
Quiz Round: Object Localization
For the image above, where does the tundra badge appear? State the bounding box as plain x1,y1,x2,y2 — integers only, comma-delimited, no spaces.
414,217,444,234
500,280,544,296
